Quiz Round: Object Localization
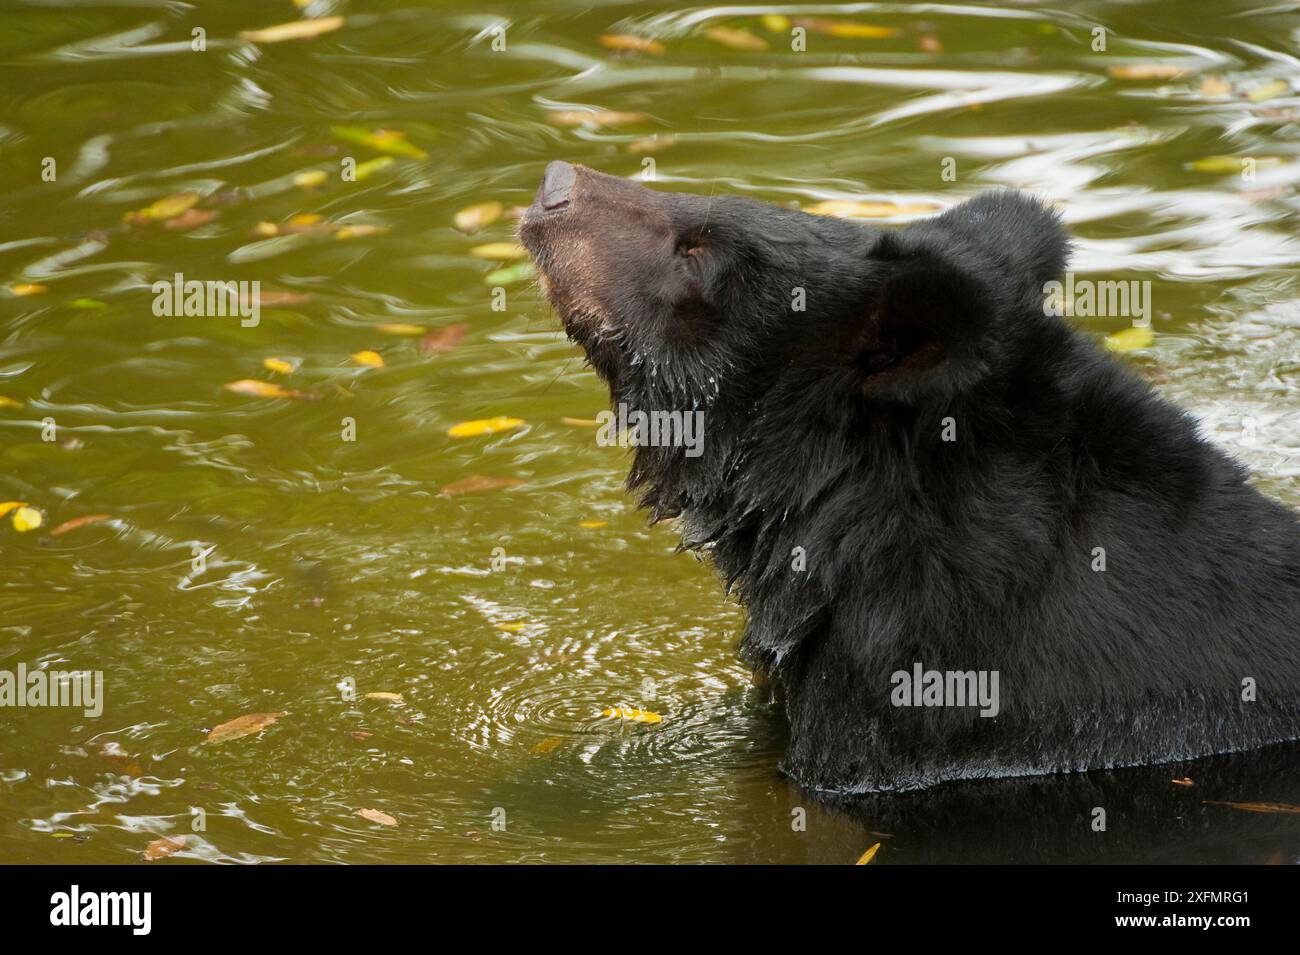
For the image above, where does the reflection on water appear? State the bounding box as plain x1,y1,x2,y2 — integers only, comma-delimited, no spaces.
1,0,1297,863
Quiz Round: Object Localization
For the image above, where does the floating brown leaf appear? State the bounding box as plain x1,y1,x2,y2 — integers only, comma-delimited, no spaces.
163,208,217,231
143,835,186,861
48,514,113,537
1204,800,1300,814
439,475,523,497
350,730,374,741
205,711,287,744
1107,63,1187,81
547,110,650,128
599,34,666,55
703,26,769,51
356,808,398,826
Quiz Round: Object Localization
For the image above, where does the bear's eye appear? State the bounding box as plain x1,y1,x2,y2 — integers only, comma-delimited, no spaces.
675,238,703,258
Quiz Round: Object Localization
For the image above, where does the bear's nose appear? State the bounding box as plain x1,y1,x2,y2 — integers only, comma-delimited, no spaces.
539,160,575,211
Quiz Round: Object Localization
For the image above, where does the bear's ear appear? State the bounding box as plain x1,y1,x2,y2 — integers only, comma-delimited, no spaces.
853,229,994,402
852,191,1068,403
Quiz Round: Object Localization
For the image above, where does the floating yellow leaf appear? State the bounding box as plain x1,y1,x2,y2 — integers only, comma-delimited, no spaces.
855,842,882,865
561,416,601,427
1247,79,1291,102
351,350,384,368
601,707,662,724
599,34,666,55
240,16,345,44
469,242,527,260
377,323,425,336
48,514,113,537
335,224,388,240
579,520,608,528
293,169,328,188
223,379,317,400
495,621,527,632
1107,63,1187,81
1198,75,1232,98
796,18,899,39
9,283,47,296
0,502,27,518
365,691,404,702
448,416,525,438
761,15,791,32
547,110,650,128
530,736,564,755
703,26,769,51
1204,800,1300,814
355,808,398,826
11,507,42,532
123,192,199,225
805,199,941,218
1104,326,1154,352
142,835,186,861
262,357,296,375
454,201,503,233
0,396,24,409
440,475,523,496
205,711,287,744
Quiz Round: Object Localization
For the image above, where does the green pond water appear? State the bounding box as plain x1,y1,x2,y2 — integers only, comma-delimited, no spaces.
1,0,1298,864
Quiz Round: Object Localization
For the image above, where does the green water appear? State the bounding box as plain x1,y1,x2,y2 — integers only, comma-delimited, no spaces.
1,0,1297,864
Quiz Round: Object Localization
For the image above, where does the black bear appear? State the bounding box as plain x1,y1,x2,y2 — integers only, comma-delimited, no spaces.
519,161,1300,793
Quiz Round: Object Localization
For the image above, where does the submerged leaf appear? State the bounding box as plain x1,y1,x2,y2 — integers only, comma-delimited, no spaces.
454,201,503,233
351,350,384,368
205,711,287,744
795,18,899,39
419,323,468,354
484,262,535,286
331,126,427,159
439,475,523,496
262,357,296,375
10,283,48,296
123,192,199,225
377,323,426,336
530,736,565,755
447,416,525,438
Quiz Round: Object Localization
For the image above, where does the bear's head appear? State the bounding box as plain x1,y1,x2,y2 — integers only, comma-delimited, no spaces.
519,162,1072,534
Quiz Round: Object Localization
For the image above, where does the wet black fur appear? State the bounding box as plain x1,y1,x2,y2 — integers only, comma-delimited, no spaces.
522,172,1300,793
